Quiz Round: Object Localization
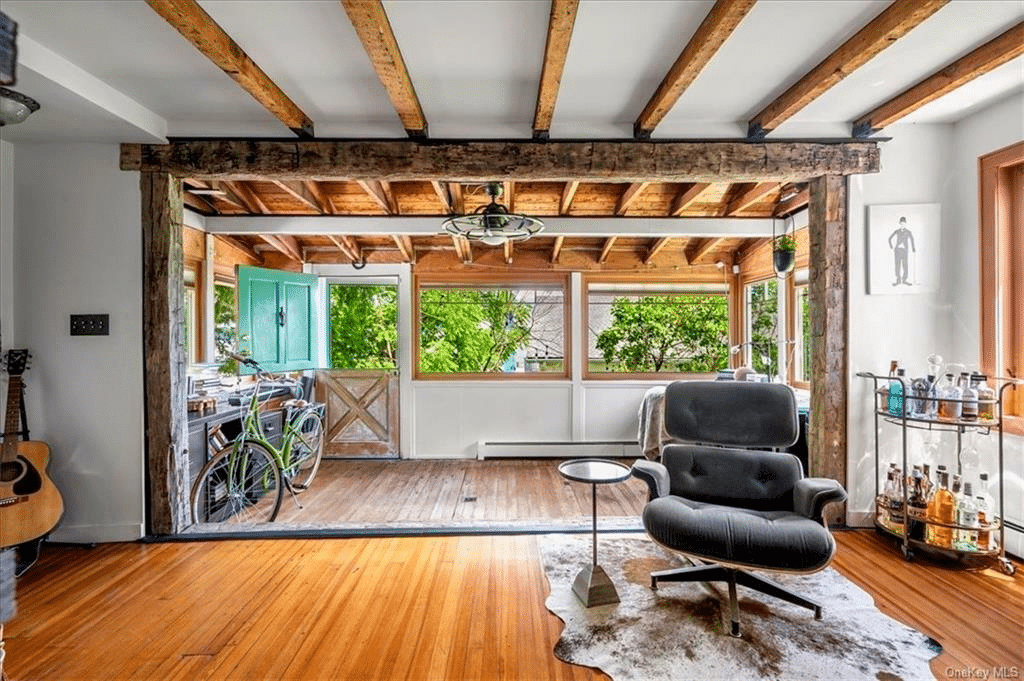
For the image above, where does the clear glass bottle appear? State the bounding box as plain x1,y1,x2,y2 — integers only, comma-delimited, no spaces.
880,465,896,530
956,482,979,551
910,375,933,417
977,473,997,550
974,374,996,421
888,465,905,530
960,372,979,421
937,372,962,421
920,463,934,503
878,360,898,411
928,470,955,549
888,368,907,416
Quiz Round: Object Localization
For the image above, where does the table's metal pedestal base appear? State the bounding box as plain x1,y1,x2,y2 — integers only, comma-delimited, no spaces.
572,563,619,607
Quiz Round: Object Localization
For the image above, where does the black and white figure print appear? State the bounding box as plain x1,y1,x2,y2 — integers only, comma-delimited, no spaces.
868,203,941,294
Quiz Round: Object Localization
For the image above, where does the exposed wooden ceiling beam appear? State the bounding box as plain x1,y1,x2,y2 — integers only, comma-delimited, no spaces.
124,140,881,182
380,181,399,214
340,236,363,263
669,182,713,216
357,180,395,214
326,235,358,262
215,235,262,262
552,235,565,263
684,237,722,265
747,0,949,139
392,235,414,262
261,234,303,262
340,0,428,138
183,191,217,215
431,180,454,214
598,237,617,264
449,183,464,214
303,180,336,214
644,237,672,265
733,237,771,265
634,0,757,139
774,188,809,217
145,0,313,138
726,182,778,215
560,181,580,215
615,182,650,216
503,240,513,265
533,0,580,140
450,235,472,264
503,181,515,213
218,181,268,214
853,20,1024,137
272,180,322,213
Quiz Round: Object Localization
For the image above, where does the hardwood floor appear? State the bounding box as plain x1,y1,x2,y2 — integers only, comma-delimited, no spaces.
4,531,1021,680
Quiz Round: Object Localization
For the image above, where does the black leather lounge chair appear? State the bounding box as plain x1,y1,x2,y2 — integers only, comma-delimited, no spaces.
631,380,847,637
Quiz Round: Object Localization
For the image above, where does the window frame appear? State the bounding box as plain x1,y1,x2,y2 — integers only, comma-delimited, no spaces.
979,140,1024,432
325,277,401,372
412,272,572,381
788,270,810,389
741,276,780,378
581,273,729,381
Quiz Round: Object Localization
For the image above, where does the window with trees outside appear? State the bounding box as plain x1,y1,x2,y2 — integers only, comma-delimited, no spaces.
328,282,399,370
792,273,810,386
213,282,237,373
586,281,729,377
415,276,567,378
744,279,779,379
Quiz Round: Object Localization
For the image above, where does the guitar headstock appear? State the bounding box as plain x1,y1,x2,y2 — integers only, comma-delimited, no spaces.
2,349,31,376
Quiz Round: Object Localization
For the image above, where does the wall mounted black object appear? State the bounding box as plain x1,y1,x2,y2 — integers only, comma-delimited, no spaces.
70,314,109,336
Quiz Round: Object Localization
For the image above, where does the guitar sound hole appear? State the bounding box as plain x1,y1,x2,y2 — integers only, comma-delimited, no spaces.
1,460,26,484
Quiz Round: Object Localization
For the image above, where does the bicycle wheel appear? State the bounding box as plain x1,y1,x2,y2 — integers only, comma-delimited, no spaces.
283,409,324,491
191,441,282,524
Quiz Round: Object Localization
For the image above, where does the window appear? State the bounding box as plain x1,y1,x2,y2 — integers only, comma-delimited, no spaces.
979,141,1024,425
585,280,729,377
415,275,568,378
183,266,199,366
328,282,398,370
791,270,810,386
744,279,779,378
213,282,237,372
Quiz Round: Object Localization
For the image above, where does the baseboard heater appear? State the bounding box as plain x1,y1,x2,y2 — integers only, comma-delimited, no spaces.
477,440,640,460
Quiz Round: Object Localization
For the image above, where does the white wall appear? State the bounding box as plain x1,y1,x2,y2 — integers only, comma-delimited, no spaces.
11,143,145,543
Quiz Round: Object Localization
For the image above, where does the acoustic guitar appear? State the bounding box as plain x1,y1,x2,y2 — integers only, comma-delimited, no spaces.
0,350,63,549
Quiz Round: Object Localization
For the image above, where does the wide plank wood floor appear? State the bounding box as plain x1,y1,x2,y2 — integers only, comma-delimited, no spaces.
4,531,1021,680
267,459,648,526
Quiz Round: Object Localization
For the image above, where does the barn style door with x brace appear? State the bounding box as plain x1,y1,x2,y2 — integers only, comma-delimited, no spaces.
315,370,399,458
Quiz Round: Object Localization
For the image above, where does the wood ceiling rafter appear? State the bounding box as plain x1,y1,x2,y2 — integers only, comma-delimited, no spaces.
182,191,217,215
684,237,722,265
615,182,650,215
747,0,949,139
326,235,358,262
726,181,778,215
392,235,414,262
340,0,428,139
272,180,322,213
503,240,513,264
431,181,454,214
145,0,314,138
261,234,303,263
669,182,713,216
449,183,464,214
452,235,472,264
853,20,1024,137
774,187,810,217
634,0,757,139
219,180,268,214
303,180,336,214
551,236,565,263
598,237,617,264
644,237,672,265
503,181,515,213
124,139,881,181
533,0,580,140
216,234,262,262
357,179,397,214
733,237,770,265
560,181,580,215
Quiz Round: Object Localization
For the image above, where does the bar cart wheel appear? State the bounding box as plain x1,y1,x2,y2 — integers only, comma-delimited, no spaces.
999,558,1016,576
901,544,914,562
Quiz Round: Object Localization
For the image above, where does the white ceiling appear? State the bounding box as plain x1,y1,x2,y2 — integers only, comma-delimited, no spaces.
0,0,1021,144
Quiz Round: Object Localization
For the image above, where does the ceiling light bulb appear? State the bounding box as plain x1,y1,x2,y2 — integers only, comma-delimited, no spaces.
480,233,507,246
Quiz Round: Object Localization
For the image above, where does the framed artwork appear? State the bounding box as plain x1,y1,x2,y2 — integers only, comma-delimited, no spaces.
867,203,941,295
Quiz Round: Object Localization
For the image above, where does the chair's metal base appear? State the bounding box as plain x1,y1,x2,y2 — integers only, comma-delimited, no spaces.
651,564,822,637
573,564,620,607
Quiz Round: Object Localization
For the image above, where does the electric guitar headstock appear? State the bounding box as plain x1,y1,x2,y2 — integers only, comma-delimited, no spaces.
2,349,31,377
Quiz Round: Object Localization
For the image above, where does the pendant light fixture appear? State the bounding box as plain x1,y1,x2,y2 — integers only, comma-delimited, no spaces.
0,87,39,126
441,182,544,246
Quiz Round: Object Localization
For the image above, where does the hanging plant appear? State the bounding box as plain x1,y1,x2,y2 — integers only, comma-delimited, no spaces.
773,234,797,274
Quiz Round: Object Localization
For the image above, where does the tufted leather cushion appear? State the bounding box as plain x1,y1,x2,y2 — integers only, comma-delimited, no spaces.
663,380,799,448
662,445,803,511
643,495,836,571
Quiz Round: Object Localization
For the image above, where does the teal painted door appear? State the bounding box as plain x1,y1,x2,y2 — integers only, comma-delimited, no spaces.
237,265,318,372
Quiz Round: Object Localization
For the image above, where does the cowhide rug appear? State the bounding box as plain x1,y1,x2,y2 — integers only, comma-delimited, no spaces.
540,534,941,681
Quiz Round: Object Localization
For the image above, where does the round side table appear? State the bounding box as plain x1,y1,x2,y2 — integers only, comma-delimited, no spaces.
557,458,631,607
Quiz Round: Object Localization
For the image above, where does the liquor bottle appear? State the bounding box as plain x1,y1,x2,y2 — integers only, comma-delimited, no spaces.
937,373,962,421
926,354,943,417
907,468,928,541
974,374,996,421
975,495,992,551
921,463,934,502
910,376,933,417
977,473,997,550
926,464,947,544
928,470,955,548
956,483,979,551
880,466,896,530
888,465,905,530
888,369,907,416
960,372,979,421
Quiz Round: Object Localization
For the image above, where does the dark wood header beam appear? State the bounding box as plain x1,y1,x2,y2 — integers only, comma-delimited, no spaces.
748,0,948,139
341,0,428,139
146,0,314,138
634,0,756,139
122,139,880,182
853,20,1024,137
533,0,580,140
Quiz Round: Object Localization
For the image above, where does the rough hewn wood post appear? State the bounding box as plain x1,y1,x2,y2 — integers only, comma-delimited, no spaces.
141,172,188,535
808,174,848,527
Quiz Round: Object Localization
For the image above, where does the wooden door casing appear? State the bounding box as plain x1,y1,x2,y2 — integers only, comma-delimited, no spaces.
315,370,399,458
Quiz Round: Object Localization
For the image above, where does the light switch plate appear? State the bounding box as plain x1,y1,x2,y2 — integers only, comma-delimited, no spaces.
70,314,109,336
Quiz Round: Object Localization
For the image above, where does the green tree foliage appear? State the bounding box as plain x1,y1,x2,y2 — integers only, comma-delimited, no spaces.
747,280,778,376
418,289,533,373
329,285,398,369
214,284,238,374
595,295,728,372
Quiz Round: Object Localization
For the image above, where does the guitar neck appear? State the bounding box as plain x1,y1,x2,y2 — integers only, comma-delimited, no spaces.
2,375,22,463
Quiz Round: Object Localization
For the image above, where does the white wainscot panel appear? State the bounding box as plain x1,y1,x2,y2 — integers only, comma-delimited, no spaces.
413,382,573,458
582,383,665,441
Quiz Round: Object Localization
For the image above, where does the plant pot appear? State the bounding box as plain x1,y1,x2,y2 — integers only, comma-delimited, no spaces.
773,249,796,274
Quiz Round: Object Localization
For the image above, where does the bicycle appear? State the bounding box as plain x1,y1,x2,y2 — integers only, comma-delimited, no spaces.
190,355,325,525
